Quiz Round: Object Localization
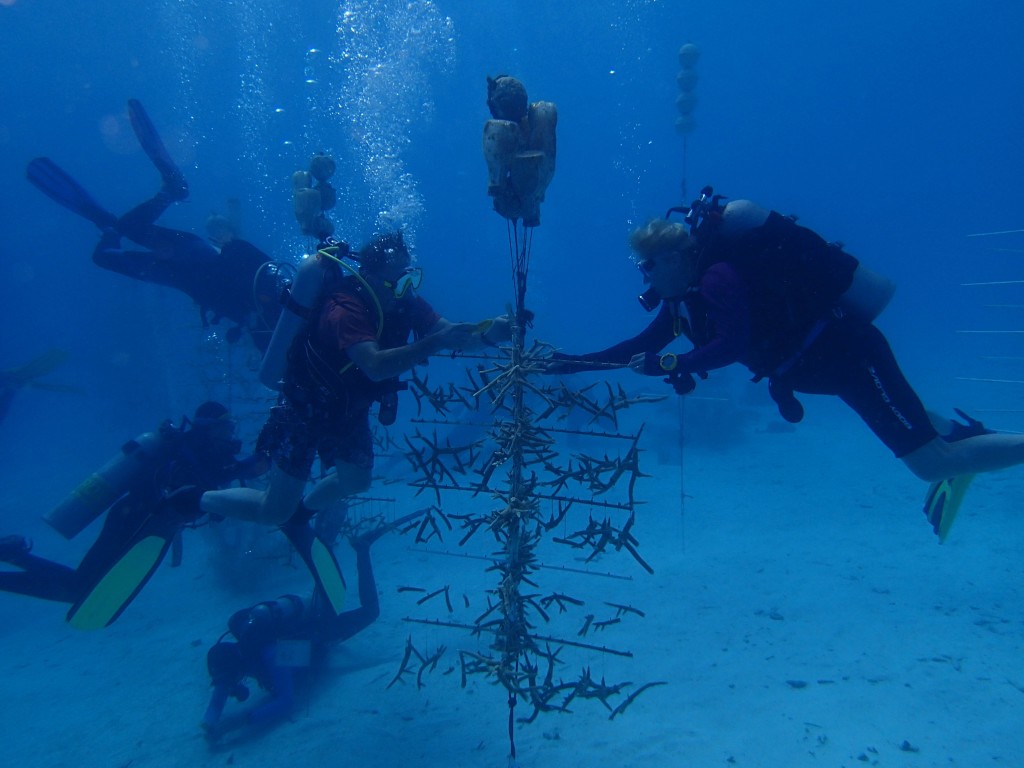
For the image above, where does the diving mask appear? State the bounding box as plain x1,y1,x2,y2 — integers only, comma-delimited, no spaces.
384,267,423,298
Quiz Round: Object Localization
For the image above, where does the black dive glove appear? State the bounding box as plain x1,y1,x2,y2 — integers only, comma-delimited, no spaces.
942,408,993,442
642,352,700,395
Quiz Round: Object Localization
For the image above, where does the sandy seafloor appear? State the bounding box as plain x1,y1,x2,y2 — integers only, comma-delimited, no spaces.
2,389,1022,768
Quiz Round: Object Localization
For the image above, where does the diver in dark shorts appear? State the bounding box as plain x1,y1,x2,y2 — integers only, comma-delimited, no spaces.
547,194,1024,486
168,232,512,614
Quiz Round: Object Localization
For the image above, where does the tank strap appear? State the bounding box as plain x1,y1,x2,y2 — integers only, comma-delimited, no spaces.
283,289,313,320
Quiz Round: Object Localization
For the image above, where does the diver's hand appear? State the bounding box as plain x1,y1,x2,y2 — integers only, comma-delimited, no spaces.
480,314,513,345
634,351,683,376
432,322,479,351
632,352,698,394
541,350,575,374
628,352,651,374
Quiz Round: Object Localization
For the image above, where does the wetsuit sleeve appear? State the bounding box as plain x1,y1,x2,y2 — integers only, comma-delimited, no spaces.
549,303,679,373
202,685,231,728
674,262,750,374
246,645,296,726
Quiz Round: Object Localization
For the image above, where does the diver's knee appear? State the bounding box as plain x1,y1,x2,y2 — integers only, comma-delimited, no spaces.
900,438,948,482
351,471,372,495
335,462,372,495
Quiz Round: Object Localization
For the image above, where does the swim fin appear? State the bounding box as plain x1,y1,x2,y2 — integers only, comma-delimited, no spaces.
66,512,181,630
26,157,118,230
923,474,975,543
280,518,347,616
3,348,69,388
127,99,188,201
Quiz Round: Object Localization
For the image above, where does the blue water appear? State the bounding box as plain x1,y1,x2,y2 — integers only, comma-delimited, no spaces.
1,0,1022,765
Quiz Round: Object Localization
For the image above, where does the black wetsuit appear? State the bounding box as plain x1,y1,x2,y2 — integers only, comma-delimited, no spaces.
27,99,282,353
556,212,939,457
93,193,279,352
0,425,266,604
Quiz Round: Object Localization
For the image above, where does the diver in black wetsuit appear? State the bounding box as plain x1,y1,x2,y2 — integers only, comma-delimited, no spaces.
548,192,1024,486
201,528,385,743
25,99,284,352
0,402,268,624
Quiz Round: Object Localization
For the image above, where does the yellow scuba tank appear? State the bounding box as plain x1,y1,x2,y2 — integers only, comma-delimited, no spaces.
259,250,334,391
45,430,168,539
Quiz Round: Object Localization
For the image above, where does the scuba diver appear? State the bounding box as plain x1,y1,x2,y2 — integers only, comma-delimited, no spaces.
165,231,513,617
200,513,415,744
0,401,268,629
547,188,1024,540
0,348,79,426
25,99,285,352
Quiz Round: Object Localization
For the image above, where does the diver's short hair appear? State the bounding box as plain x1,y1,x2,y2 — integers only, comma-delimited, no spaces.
207,641,244,686
358,232,410,271
629,219,695,261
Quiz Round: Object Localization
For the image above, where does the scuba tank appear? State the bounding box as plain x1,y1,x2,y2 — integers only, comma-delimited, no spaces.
836,262,895,323
673,188,895,323
719,197,896,323
228,594,307,645
259,248,340,391
45,429,169,539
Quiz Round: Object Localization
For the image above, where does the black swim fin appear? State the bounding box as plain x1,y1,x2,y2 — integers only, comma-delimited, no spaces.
26,157,118,230
127,99,188,201
66,511,182,630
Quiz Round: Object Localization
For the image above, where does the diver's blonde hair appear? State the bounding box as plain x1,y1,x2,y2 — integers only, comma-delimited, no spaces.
628,219,695,260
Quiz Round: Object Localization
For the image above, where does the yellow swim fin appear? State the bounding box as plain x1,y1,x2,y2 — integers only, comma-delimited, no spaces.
67,535,171,630
923,474,975,543
280,520,347,615
310,536,347,614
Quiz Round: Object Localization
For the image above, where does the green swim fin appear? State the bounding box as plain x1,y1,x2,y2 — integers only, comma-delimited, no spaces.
923,474,975,543
26,157,118,230
66,514,180,630
310,535,347,614
280,520,347,615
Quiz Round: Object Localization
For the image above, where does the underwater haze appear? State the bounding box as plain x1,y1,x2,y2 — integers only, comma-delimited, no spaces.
1,1,1023,767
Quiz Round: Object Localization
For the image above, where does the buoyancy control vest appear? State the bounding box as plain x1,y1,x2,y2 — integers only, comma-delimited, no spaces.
689,207,860,377
283,274,415,417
